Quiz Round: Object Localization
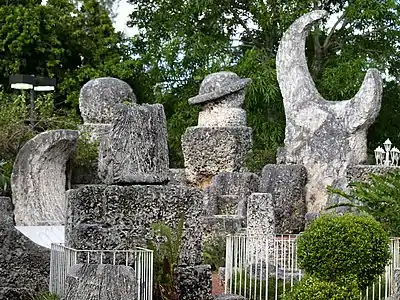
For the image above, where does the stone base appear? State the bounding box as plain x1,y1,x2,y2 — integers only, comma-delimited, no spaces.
0,197,50,299
174,265,213,300
182,127,252,187
347,165,400,184
202,215,245,243
64,264,137,300
260,164,306,234
66,184,204,265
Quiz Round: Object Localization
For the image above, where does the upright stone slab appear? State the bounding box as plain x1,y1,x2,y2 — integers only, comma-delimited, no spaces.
247,193,275,264
98,103,169,184
66,184,204,266
0,197,50,299
388,269,400,300
276,11,382,212
346,165,400,184
11,130,79,226
260,165,307,233
64,264,137,300
182,72,253,187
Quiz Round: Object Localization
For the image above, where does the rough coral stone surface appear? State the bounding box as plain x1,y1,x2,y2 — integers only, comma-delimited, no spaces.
388,269,400,300
174,265,213,300
78,123,112,142
204,172,260,217
64,264,137,300
260,164,307,233
98,103,169,184
276,10,382,213
169,168,188,185
79,77,136,124
12,129,79,226
202,215,245,243
0,197,50,300
66,184,204,265
213,295,245,300
346,165,400,184
182,127,252,187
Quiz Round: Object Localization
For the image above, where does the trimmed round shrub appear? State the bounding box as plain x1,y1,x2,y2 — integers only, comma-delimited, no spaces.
297,213,391,289
283,275,359,300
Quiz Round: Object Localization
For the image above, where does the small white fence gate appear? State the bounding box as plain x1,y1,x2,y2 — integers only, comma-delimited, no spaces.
225,234,400,300
49,243,154,300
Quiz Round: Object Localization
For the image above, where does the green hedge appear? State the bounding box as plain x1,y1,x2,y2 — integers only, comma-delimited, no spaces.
296,213,391,289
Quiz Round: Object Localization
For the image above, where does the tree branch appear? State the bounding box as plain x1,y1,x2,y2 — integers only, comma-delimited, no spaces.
323,13,346,51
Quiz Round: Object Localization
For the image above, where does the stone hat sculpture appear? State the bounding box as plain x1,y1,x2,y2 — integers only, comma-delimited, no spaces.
188,71,251,105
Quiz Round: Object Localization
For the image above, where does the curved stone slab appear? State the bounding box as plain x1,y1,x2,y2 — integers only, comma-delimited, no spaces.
276,11,382,212
12,130,79,226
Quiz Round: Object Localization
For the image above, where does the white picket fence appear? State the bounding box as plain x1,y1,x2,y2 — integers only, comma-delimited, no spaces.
225,234,400,300
49,243,154,300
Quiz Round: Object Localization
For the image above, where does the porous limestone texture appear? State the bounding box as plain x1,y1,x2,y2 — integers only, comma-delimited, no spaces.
202,215,245,243
78,123,112,142
12,129,79,226
66,184,204,266
79,77,136,124
63,264,137,300
204,172,260,216
346,165,400,184
247,193,275,263
182,127,252,187
276,10,382,213
174,265,213,300
0,197,50,300
388,269,400,300
169,168,188,185
260,164,307,233
98,103,169,184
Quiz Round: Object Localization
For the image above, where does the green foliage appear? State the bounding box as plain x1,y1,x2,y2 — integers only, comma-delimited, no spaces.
283,275,360,300
202,236,226,271
297,214,391,289
71,132,99,169
328,171,400,236
230,271,292,300
32,292,60,300
147,215,185,300
128,0,400,170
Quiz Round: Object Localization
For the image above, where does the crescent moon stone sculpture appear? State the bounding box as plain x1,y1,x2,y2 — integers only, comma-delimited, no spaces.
276,10,382,212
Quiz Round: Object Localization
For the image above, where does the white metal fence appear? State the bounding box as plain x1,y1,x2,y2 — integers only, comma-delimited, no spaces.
225,234,400,300
50,243,154,300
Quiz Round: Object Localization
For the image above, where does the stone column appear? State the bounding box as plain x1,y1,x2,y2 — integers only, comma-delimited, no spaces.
182,71,253,188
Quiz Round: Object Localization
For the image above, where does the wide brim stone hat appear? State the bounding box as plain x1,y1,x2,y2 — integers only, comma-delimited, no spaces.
188,71,251,105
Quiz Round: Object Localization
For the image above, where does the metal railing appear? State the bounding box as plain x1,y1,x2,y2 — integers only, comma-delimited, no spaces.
225,234,400,300
50,243,153,300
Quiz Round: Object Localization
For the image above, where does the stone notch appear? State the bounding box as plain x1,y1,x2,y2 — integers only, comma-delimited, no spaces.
64,264,138,300
276,10,382,212
260,165,307,234
98,103,169,185
12,129,79,226
0,197,50,299
79,77,136,124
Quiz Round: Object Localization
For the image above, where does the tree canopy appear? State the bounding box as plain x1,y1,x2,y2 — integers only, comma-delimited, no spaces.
127,0,400,169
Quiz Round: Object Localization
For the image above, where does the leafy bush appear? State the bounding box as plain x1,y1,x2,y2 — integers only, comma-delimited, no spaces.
328,171,400,236
202,236,226,271
147,215,185,300
70,132,99,168
283,275,359,300
297,213,391,289
230,271,292,300
32,292,60,300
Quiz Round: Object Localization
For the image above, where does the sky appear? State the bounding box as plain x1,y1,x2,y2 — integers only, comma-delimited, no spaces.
112,0,137,37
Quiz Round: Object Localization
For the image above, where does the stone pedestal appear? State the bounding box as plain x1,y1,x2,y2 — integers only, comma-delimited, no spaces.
260,164,306,233
247,193,275,264
64,264,137,300
182,127,252,187
174,265,213,300
66,184,204,266
98,104,169,185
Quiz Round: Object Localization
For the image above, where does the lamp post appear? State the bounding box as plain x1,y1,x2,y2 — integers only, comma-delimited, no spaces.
9,74,56,127
374,139,400,166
